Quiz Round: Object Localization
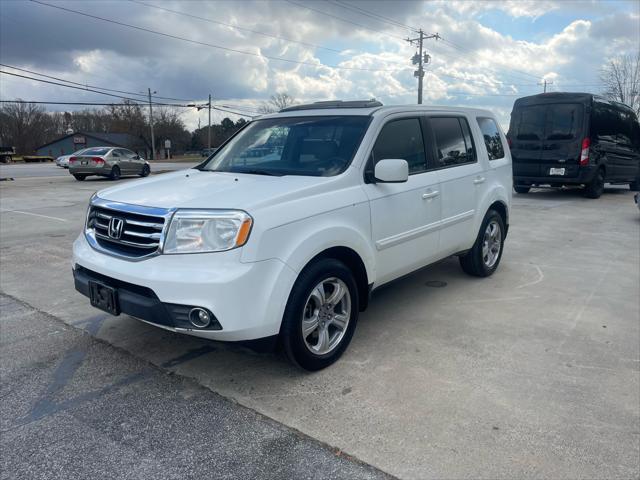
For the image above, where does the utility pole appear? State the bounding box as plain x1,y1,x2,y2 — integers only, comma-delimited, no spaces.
208,94,212,150
540,79,553,93
406,30,440,104
147,88,156,160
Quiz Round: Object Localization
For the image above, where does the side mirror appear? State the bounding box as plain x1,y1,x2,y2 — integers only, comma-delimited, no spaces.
374,159,409,183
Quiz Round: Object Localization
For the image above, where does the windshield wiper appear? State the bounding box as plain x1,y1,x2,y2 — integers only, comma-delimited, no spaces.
228,168,283,176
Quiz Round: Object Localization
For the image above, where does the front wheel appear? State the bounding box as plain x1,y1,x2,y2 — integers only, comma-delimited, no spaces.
584,168,604,198
280,259,359,371
459,210,506,277
139,164,150,177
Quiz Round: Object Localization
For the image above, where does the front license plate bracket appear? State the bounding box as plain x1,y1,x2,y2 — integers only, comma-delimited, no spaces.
88,281,120,315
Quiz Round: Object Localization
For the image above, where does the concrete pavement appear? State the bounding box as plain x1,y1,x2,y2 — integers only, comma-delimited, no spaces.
1,175,639,479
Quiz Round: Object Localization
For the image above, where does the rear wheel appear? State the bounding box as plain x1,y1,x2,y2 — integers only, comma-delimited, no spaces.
459,210,505,277
514,184,530,194
584,168,604,199
140,164,150,177
280,258,359,371
109,165,121,181
73,174,86,181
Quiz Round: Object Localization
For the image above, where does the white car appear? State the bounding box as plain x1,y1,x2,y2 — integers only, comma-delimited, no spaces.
56,148,90,168
73,100,512,370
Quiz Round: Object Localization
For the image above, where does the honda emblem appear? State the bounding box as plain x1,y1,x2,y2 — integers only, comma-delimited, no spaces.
108,217,125,239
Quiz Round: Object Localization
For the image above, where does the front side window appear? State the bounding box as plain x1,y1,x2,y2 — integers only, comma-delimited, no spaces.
370,118,426,174
200,116,370,177
430,117,476,167
477,117,505,160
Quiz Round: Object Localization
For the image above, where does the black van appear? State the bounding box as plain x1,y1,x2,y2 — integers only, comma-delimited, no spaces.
507,92,640,198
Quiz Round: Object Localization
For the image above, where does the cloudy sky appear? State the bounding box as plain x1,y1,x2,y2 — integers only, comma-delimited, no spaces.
1,0,638,130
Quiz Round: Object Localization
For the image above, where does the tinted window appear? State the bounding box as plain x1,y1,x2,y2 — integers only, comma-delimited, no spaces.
546,104,583,140
478,117,505,160
514,106,546,140
431,117,475,167
202,116,369,177
371,118,426,174
592,101,630,144
81,147,111,156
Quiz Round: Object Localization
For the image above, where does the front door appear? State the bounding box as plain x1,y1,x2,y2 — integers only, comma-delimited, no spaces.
363,116,442,285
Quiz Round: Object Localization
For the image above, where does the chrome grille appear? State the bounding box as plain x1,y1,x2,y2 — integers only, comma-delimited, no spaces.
85,198,174,260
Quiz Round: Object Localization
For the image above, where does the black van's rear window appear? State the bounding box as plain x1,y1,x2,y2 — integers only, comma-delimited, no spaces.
545,104,583,140
512,103,583,141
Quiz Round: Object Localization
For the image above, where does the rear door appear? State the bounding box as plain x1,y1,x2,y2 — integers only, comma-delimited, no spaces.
509,105,545,177
539,103,585,178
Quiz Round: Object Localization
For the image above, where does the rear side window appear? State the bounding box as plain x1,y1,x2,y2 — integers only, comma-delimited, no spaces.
592,101,631,144
371,118,426,174
430,117,476,167
545,104,583,140
477,117,505,160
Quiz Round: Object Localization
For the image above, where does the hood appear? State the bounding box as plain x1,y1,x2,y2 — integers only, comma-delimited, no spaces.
96,169,333,211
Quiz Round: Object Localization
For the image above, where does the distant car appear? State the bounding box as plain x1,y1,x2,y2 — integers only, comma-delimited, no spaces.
56,148,90,168
508,92,640,199
201,147,218,157
0,145,15,163
68,147,150,181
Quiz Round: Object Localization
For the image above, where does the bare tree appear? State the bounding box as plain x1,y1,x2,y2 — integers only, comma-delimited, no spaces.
259,93,295,114
0,101,63,154
600,51,640,115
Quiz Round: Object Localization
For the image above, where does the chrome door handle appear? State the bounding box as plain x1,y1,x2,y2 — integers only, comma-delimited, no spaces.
473,176,486,185
422,190,440,199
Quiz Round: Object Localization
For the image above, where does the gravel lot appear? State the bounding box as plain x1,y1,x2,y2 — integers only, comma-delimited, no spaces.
1,173,639,479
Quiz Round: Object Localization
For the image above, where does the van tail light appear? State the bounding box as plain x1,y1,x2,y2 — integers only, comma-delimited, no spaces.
579,138,590,166
92,157,105,165
69,156,77,164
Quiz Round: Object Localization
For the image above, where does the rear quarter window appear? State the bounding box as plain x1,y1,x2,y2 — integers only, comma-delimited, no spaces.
477,117,505,160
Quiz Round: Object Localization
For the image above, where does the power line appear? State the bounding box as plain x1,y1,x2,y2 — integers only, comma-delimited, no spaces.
283,0,407,42
330,0,418,33
31,0,409,73
0,63,192,102
131,0,344,54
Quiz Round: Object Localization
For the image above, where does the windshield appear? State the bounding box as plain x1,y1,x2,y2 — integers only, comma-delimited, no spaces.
200,116,370,176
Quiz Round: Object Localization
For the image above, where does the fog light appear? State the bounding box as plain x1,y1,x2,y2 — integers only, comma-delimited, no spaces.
189,307,211,328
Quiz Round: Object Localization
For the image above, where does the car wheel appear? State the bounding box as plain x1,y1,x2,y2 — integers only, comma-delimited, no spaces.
584,168,605,199
459,209,506,277
280,258,359,371
73,174,86,181
514,185,530,194
140,164,150,177
109,165,121,181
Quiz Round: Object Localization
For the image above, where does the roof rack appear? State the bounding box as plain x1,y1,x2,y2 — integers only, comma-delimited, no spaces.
280,100,383,112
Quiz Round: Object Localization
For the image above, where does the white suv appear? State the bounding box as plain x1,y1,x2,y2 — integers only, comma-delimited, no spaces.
73,100,512,370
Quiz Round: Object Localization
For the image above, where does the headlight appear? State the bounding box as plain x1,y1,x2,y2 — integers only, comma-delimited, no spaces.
163,210,253,254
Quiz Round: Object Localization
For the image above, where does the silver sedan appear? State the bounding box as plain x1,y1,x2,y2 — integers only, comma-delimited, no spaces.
68,146,150,181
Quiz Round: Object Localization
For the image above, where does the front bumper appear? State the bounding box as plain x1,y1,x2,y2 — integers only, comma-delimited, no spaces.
72,234,297,341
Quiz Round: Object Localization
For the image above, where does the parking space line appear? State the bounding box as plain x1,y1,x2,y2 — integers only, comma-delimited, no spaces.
0,209,68,222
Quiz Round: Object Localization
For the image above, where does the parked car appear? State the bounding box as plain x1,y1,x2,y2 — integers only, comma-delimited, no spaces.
56,148,90,168
508,92,640,198
69,147,150,181
0,145,15,163
72,100,512,370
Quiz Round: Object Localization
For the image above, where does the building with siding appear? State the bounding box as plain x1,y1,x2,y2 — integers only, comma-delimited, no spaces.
36,132,148,157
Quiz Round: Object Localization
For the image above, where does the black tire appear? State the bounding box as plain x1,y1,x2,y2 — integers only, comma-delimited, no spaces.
109,165,121,181
630,179,640,191
459,209,506,277
280,258,359,371
584,168,605,198
73,174,86,181
514,185,530,194
140,164,150,177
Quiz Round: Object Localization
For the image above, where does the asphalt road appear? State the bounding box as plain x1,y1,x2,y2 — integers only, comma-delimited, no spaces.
1,293,391,480
1,175,639,479
0,162,197,179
